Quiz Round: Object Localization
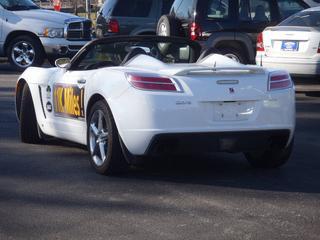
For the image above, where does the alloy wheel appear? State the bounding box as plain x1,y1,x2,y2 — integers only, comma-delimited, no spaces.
89,110,109,167
11,41,35,68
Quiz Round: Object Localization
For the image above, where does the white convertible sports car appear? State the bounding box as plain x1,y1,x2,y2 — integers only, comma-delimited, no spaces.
16,36,295,175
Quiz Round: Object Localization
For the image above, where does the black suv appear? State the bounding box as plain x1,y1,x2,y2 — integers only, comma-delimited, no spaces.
95,0,174,38
157,0,313,63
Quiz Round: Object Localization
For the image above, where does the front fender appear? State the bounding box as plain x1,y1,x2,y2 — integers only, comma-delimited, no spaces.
16,67,59,122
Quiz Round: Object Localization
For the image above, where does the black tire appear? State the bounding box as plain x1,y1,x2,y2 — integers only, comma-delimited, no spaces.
19,84,42,144
245,138,294,169
157,15,181,53
157,15,181,37
217,47,248,64
87,100,128,175
7,35,45,72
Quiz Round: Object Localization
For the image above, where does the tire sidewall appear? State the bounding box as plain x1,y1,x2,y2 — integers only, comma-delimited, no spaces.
157,15,181,54
157,15,171,37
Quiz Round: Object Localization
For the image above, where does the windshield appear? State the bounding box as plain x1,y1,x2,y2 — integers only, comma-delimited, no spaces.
100,0,117,16
0,0,39,10
279,10,320,27
70,37,201,71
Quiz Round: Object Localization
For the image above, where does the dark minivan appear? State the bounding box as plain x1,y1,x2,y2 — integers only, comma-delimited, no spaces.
157,0,316,63
95,0,174,38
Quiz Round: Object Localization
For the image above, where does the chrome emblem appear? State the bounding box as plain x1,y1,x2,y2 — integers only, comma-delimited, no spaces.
229,88,235,94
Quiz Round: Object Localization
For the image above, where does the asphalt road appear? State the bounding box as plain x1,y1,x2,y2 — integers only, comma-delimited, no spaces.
0,64,320,240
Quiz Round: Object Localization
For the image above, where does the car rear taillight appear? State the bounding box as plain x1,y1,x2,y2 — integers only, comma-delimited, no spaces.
256,33,264,52
317,42,320,53
190,22,201,41
126,74,179,91
107,19,119,33
268,71,292,91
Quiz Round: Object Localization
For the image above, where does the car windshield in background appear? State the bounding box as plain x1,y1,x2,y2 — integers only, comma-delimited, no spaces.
71,38,200,71
279,10,320,27
0,0,39,10
100,0,153,17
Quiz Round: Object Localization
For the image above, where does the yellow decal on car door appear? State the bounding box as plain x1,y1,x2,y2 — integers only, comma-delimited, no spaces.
53,84,85,119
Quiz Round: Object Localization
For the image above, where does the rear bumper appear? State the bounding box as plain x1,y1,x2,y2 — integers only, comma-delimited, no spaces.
256,54,320,76
112,87,295,155
145,130,290,155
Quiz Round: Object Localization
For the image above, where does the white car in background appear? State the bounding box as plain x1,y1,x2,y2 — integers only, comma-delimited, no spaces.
256,6,320,77
16,36,295,175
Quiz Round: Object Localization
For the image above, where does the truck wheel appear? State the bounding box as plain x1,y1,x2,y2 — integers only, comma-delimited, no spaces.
217,47,248,64
8,35,45,71
157,15,181,53
245,138,294,168
19,84,42,144
157,15,181,37
87,100,128,175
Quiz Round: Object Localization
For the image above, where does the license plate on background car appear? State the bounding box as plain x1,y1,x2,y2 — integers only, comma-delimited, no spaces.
281,41,299,51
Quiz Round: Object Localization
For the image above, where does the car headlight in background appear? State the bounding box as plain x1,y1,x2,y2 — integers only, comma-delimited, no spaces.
43,28,64,38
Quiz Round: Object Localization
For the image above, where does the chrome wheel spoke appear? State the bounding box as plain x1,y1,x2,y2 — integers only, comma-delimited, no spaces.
11,41,35,67
25,57,31,65
93,141,100,156
89,109,109,167
27,49,35,57
15,56,24,63
13,47,23,54
98,111,103,131
99,142,106,161
90,123,99,137
100,131,109,141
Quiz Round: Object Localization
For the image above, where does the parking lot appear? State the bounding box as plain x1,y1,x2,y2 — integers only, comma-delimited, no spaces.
0,63,320,240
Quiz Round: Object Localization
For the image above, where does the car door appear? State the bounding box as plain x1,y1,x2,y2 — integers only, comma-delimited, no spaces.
42,66,91,145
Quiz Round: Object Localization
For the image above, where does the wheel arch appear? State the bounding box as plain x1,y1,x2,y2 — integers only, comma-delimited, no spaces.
206,33,255,63
214,40,251,63
86,93,106,121
4,31,45,56
15,78,27,120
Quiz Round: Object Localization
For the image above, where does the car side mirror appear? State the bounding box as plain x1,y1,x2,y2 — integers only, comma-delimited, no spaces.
55,58,71,69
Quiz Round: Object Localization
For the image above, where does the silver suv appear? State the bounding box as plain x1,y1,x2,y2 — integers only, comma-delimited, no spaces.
0,0,92,71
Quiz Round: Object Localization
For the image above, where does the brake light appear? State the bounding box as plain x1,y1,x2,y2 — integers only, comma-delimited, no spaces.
107,19,119,33
126,74,179,91
190,22,201,41
268,71,292,91
256,33,264,52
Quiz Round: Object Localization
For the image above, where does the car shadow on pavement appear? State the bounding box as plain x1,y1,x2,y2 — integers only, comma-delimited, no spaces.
118,150,320,194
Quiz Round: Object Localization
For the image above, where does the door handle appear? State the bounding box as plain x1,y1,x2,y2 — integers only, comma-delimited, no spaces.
77,79,86,84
